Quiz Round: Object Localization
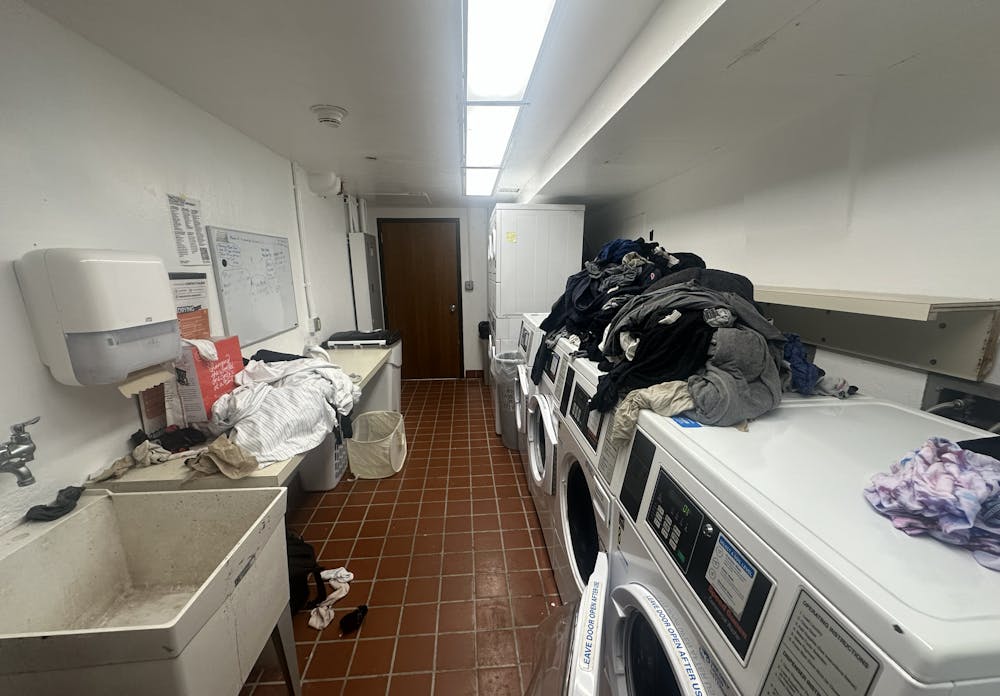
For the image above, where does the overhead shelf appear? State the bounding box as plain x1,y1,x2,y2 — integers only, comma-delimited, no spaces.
757,287,1000,382
756,286,1000,322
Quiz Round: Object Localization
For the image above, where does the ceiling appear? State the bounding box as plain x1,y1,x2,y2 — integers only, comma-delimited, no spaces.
533,0,1000,205
27,0,661,207
32,0,989,211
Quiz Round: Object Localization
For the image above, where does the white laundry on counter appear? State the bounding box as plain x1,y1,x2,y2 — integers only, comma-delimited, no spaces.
211,358,361,464
237,358,360,416
181,338,218,361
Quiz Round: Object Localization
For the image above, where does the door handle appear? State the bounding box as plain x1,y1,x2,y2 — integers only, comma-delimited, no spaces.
449,304,457,313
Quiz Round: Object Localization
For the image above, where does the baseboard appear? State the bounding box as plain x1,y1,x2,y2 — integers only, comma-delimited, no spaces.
465,370,484,378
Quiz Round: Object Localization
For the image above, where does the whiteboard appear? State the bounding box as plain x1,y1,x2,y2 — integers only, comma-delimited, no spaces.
207,226,298,346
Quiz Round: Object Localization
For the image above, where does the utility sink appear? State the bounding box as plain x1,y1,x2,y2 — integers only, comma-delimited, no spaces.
0,487,291,695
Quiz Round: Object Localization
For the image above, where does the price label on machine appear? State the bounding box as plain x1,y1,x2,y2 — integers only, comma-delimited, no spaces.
705,534,755,619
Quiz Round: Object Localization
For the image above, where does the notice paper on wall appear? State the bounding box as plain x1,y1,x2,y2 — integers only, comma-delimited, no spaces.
167,194,210,266
169,272,210,339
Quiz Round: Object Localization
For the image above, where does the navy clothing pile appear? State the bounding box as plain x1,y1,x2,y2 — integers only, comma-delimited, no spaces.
531,238,705,384
530,237,857,428
595,270,786,425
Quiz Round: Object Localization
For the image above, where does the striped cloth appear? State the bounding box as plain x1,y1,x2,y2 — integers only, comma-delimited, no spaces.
211,359,361,465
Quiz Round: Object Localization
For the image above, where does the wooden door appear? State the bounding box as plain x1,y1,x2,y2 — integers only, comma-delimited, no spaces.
378,219,463,379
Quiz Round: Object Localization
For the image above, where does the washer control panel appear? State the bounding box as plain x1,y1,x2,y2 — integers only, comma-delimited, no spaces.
647,468,773,660
568,382,604,451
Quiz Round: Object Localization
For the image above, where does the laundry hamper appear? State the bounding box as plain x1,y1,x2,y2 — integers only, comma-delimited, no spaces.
346,410,407,479
298,431,350,491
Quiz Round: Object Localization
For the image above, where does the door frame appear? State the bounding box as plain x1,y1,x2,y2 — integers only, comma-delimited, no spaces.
376,217,465,377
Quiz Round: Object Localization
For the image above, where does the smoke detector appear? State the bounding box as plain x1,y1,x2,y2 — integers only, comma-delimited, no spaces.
310,104,348,128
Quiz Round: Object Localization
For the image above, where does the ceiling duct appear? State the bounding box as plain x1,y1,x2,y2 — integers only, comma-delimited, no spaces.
362,192,433,207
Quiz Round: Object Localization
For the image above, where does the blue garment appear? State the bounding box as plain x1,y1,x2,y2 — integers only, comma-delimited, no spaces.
595,238,645,264
783,333,820,395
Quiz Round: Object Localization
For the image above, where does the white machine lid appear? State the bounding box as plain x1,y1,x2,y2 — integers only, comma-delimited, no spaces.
522,312,548,330
637,399,1000,683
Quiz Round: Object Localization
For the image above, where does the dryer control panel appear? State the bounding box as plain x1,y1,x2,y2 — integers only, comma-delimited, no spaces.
568,382,604,451
647,468,773,661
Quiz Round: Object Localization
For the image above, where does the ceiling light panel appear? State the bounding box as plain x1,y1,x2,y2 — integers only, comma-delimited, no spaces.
465,105,520,167
466,0,556,101
464,168,500,196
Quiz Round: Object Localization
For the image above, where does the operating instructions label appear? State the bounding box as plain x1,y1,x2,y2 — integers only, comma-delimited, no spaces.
760,591,879,696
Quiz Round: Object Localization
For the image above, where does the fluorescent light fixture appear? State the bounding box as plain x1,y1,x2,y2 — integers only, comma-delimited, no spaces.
466,0,556,101
464,168,500,196
466,105,520,167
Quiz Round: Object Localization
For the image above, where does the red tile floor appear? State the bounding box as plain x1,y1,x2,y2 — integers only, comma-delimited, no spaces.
242,378,560,696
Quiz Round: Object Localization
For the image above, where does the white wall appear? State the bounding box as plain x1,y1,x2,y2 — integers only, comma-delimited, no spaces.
587,37,1000,407
292,165,355,336
368,207,489,372
0,0,340,530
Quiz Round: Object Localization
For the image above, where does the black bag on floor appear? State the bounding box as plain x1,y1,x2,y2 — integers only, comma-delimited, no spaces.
286,530,327,613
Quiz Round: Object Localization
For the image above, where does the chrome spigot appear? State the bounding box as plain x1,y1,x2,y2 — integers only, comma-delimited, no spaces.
0,416,40,487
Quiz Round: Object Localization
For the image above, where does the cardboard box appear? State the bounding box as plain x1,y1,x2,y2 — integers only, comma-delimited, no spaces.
173,336,242,423
137,383,167,437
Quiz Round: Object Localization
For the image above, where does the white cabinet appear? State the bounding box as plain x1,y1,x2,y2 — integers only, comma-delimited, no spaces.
487,204,583,346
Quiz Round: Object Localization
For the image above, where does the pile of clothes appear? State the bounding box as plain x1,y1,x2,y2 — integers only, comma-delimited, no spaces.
531,238,705,383
864,437,1000,570
532,237,857,440
90,349,361,483
597,267,785,427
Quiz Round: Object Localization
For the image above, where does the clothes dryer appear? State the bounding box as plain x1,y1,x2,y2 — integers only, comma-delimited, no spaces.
602,400,1000,696
553,408,614,604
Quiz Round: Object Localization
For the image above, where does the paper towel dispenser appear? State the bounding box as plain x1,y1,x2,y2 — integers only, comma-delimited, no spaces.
14,249,182,386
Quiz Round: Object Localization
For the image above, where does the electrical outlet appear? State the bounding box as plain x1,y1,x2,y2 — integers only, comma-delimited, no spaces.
464,280,474,292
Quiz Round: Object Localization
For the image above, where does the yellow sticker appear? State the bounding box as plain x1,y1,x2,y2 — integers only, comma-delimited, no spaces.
505,231,517,243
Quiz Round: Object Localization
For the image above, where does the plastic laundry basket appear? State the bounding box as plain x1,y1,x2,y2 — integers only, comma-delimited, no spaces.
299,431,350,491
346,411,407,479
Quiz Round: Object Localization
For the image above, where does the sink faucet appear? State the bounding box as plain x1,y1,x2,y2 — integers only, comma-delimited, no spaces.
0,417,40,487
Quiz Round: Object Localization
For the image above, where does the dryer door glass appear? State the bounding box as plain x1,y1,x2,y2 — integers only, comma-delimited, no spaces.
566,462,599,584
625,613,682,696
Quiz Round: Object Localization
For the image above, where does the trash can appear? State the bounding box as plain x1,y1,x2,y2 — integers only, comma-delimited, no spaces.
478,321,492,386
491,351,525,450
346,411,407,479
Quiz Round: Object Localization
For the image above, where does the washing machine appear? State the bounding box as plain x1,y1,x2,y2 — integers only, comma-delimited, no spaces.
525,552,610,696
601,399,1000,696
539,333,578,399
516,313,551,465
550,356,617,603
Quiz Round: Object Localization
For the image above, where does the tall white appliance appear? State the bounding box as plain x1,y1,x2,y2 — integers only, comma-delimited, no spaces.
487,203,584,352
347,196,384,331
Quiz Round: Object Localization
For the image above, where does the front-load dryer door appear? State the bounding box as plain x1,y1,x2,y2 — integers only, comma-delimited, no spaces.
606,583,714,696
567,552,609,696
527,393,558,497
515,364,531,435
524,553,609,696
561,453,601,592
